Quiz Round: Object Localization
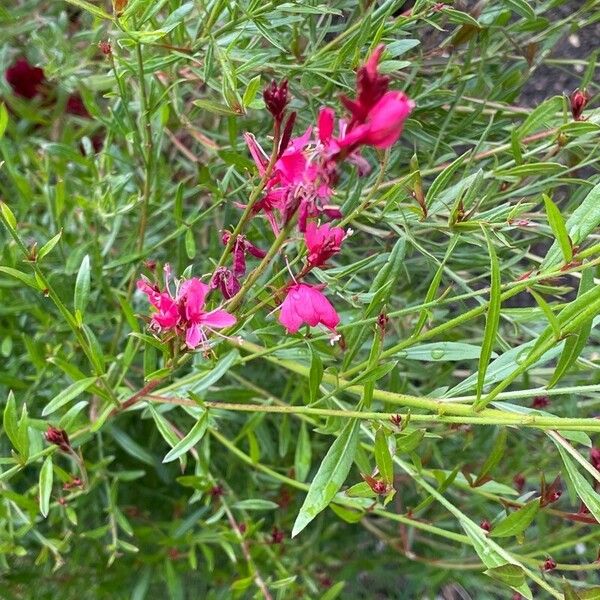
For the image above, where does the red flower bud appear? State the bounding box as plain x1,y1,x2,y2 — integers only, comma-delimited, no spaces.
263,80,289,123
5,58,45,99
45,426,71,452
480,519,492,532
531,395,550,409
390,414,402,428
513,473,525,492
570,89,590,121
270,527,285,544
98,40,112,56
543,557,557,571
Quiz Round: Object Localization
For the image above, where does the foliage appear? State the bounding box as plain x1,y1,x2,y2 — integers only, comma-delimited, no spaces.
1,0,600,598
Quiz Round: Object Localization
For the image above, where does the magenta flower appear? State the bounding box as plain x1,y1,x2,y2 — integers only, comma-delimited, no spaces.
305,222,345,267
221,231,266,277
279,283,340,333
137,269,236,349
5,57,45,99
339,45,414,150
210,267,241,300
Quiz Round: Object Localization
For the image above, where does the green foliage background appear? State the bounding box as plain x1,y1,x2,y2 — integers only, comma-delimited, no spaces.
1,0,600,598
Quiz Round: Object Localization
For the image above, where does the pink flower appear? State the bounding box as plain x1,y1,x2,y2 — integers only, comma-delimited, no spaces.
340,91,414,150
279,284,340,333
339,45,414,150
137,268,236,349
305,222,345,267
5,57,45,99
210,267,241,300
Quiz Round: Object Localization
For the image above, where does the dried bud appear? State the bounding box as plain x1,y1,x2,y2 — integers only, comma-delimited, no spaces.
513,473,525,492
270,527,285,544
263,79,289,122
480,519,492,533
210,267,241,300
570,89,590,121
531,395,550,409
98,40,112,56
543,557,557,571
45,426,71,452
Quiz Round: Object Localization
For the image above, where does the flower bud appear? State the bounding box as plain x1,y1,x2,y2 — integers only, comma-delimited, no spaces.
570,89,590,121
480,519,492,532
98,40,112,56
543,557,557,571
45,426,71,452
263,80,289,122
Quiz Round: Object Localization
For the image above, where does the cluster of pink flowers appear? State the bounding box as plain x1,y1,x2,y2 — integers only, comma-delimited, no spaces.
138,45,413,350
137,267,236,349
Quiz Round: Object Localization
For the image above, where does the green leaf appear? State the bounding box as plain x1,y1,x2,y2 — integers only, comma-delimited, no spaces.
162,411,208,463
65,0,113,19
0,201,17,230
193,99,240,116
74,255,91,315
490,500,539,538
38,230,63,261
503,0,535,20
374,428,393,485
549,269,594,387
3,390,19,452
169,350,239,396
426,151,470,208
395,429,425,454
292,419,360,537
484,565,532,600
516,95,563,139
474,428,507,486
308,348,323,404
39,456,53,518
231,499,279,510
320,581,346,600
0,103,8,139
494,162,566,179
294,421,312,483
242,75,262,108
42,377,97,416
397,342,495,362
543,181,600,269
543,194,572,263
475,228,501,404
0,266,37,290
554,444,600,522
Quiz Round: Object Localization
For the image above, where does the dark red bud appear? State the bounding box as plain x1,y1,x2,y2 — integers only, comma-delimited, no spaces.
270,527,285,544
210,484,224,499
513,473,526,492
98,40,112,55
45,426,71,452
377,312,389,332
531,395,550,409
390,414,402,428
543,557,557,571
263,79,289,122
480,519,492,532
570,89,590,121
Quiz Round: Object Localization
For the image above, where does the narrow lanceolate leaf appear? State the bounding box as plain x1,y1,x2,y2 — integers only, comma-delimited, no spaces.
39,456,53,517
543,194,572,263
549,269,594,387
555,444,600,523
474,428,507,486
425,150,470,208
516,95,562,140
543,180,600,269
308,348,323,405
475,228,501,405
374,428,393,485
38,230,63,261
74,255,91,315
292,419,360,537
163,411,208,463
0,103,8,139
490,500,539,538
294,421,312,483
3,390,19,452
42,377,97,416
484,565,532,600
